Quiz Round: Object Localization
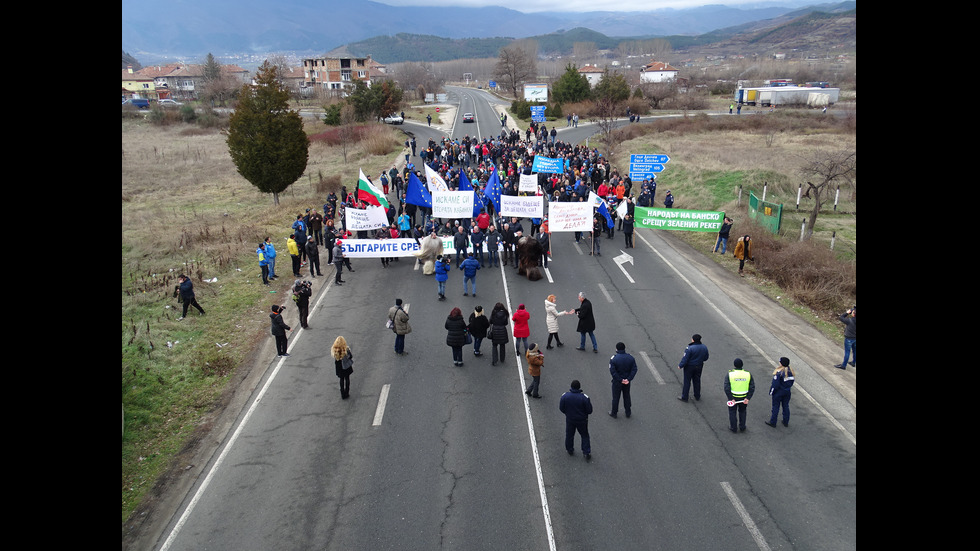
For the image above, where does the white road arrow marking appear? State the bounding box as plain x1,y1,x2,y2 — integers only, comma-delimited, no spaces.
613,250,635,283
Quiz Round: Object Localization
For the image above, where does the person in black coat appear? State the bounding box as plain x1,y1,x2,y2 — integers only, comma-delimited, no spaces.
571,292,598,352
446,307,468,367
489,302,510,366
270,304,291,357
332,335,353,399
559,379,593,461
467,305,490,357
175,274,205,320
305,236,322,277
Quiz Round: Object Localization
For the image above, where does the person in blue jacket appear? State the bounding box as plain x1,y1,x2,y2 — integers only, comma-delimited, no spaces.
559,379,594,461
434,255,451,300
765,357,796,427
460,252,481,296
677,334,709,402
263,237,278,280
608,342,638,418
257,242,270,286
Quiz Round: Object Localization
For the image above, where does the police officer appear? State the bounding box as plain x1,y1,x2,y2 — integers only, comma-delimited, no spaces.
766,357,796,427
559,380,594,461
677,334,709,402
724,358,755,432
608,342,638,418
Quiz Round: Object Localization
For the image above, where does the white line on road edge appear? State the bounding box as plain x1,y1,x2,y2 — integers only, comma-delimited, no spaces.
499,260,557,551
597,282,614,303
639,351,665,385
544,266,554,283
160,279,341,550
720,482,771,551
635,231,855,446
373,384,391,426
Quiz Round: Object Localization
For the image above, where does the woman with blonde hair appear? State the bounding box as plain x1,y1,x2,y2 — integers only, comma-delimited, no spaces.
332,336,354,399
544,294,567,349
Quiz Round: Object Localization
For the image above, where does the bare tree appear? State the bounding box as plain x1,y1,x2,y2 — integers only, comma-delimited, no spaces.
339,103,357,164
494,42,538,98
798,150,856,240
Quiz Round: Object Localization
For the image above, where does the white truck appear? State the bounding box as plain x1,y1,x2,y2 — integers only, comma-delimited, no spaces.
734,86,840,107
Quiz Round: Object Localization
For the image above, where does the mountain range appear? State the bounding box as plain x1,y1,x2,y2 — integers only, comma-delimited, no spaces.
122,0,855,64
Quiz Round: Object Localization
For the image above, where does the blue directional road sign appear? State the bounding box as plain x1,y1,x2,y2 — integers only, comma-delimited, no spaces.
530,105,546,122
629,153,670,180
630,154,670,164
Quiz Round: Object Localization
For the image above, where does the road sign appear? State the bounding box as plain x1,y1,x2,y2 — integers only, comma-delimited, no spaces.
489,80,496,88
530,105,546,122
630,154,670,164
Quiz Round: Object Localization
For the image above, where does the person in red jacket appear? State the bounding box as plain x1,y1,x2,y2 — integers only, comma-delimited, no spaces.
512,303,531,356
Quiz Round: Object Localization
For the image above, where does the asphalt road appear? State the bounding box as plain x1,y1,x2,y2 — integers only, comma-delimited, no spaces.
147,90,856,551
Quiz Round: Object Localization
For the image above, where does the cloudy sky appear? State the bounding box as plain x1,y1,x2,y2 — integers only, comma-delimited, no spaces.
376,0,801,13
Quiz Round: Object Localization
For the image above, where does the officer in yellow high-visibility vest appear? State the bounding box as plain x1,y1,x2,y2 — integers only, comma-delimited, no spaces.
724,358,755,433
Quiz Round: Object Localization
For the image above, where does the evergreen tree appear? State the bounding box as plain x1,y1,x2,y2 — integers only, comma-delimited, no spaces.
551,63,592,104
227,62,309,206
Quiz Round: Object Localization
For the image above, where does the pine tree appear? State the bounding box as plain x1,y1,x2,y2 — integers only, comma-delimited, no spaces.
227,61,309,206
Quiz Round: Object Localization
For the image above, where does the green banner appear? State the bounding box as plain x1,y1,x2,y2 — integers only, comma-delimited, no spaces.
634,206,725,232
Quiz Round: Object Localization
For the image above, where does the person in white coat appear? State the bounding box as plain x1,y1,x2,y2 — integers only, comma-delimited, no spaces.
544,294,569,349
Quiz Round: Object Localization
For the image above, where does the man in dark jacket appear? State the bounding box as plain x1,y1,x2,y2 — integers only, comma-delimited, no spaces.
573,292,598,353
270,304,291,357
677,334,709,402
305,236,322,277
453,226,469,268
175,274,205,320
608,342,638,418
835,307,856,369
559,379,593,461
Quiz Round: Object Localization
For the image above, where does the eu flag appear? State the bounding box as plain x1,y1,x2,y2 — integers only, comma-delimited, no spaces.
406,171,432,208
486,169,502,213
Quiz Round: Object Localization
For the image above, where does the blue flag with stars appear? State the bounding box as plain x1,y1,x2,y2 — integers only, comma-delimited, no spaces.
485,168,502,214
406,171,432,208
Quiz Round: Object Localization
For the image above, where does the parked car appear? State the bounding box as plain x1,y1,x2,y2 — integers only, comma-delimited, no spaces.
122,98,150,109
383,113,404,124
158,99,183,107
462,113,474,123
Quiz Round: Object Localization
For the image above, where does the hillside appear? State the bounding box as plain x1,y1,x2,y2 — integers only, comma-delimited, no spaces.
344,9,855,64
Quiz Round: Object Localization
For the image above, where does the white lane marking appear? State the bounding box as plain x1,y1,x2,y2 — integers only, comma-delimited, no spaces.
500,259,557,551
639,351,665,385
372,384,391,426
721,482,772,551
635,230,855,446
598,282,614,303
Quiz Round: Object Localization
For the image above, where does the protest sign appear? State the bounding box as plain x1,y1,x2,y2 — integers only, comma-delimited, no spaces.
633,207,725,232
432,191,475,219
547,201,592,232
345,206,389,231
519,173,539,193
500,195,544,218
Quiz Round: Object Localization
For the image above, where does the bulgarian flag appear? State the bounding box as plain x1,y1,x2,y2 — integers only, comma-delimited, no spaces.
357,168,390,209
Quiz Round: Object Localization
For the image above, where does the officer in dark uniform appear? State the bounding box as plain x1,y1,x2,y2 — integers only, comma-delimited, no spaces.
677,334,709,402
724,358,755,432
559,380,594,461
608,342,638,418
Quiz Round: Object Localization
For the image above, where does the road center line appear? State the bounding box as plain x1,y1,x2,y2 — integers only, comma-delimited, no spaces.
597,282,614,303
499,260,557,551
372,384,391,426
639,351,665,385
720,482,771,551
